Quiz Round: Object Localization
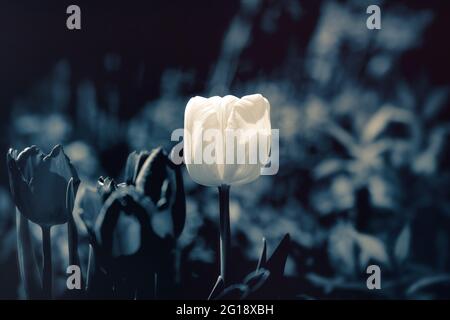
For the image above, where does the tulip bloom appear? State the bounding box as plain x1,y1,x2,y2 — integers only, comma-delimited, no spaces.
7,145,79,226
183,94,271,285
125,148,186,237
184,94,271,187
7,145,79,298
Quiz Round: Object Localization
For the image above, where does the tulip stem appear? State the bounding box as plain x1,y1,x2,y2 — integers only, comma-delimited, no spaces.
218,185,231,285
67,215,83,291
86,244,94,291
66,178,82,281
16,210,41,299
41,226,52,299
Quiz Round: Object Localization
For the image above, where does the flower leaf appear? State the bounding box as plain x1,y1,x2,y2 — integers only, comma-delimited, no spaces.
244,268,270,293
256,237,267,271
207,276,224,300
266,233,291,279
215,284,249,300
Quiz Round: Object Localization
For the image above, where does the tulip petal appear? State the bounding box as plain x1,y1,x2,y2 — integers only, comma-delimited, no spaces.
15,146,43,183
29,164,68,225
124,150,151,185
233,94,271,131
6,151,34,217
135,147,171,207
73,184,103,240
184,96,223,186
45,145,80,189
97,176,118,202
95,187,155,258
223,94,271,185
184,94,271,187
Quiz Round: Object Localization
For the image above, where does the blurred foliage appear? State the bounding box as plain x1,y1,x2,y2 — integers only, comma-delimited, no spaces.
1,0,450,299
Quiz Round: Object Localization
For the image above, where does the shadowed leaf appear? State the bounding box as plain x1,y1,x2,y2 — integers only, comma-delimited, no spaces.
266,233,291,279
256,238,267,271
244,268,270,293
207,275,224,300
215,284,249,300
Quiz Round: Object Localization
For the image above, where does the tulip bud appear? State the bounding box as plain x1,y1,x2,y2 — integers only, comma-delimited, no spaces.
124,150,152,185
73,184,104,240
126,148,186,238
7,145,80,227
183,94,271,187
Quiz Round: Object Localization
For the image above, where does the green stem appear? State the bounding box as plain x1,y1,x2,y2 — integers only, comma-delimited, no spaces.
41,226,52,299
218,185,231,285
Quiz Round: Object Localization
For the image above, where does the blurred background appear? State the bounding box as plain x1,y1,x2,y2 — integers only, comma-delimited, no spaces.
1,0,450,299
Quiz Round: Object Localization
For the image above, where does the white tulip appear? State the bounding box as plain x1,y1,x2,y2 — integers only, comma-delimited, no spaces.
184,94,271,187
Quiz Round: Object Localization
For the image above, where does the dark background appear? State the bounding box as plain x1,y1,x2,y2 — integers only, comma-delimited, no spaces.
1,0,450,299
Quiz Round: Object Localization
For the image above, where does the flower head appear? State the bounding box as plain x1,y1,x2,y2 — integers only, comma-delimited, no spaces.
7,145,79,226
184,94,271,187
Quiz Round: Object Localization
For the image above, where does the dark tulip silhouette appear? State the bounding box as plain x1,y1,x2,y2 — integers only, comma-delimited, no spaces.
73,185,104,242
72,146,186,298
7,145,80,299
93,186,176,299
126,147,186,238
7,145,80,226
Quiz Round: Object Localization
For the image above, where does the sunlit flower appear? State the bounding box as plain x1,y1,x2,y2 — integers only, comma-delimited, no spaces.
184,94,271,187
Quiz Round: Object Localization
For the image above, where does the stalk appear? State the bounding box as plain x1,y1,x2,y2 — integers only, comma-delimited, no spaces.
67,217,81,266
41,226,52,299
85,244,94,291
66,178,81,268
218,185,231,285
16,209,41,299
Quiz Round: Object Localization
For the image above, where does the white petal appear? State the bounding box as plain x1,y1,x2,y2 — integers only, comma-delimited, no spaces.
184,96,223,187
223,94,271,185
183,94,271,187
